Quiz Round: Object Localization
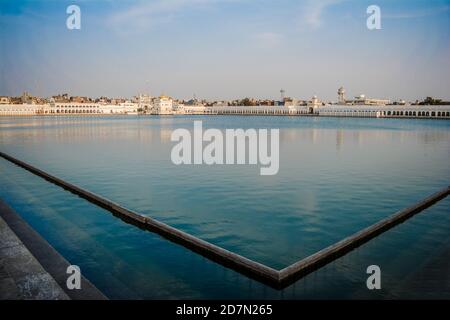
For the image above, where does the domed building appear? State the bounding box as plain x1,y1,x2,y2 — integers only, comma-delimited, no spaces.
152,95,174,114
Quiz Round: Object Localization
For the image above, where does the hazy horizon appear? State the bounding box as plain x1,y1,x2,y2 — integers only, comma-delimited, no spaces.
1,0,449,101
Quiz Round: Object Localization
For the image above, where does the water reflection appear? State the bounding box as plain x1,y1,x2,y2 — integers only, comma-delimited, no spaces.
0,116,449,270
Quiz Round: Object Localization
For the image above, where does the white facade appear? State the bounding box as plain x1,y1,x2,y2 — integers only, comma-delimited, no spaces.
46,102,101,114
152,96,173,114
101,103,138,114
307,96,322,108
1,102,449,119
337,87,390,106
183,105,208,114
348,95,390,106
204,105,311,115
0,97,10,104
137,94,153,111
0,104,43,116
172,102,186,114
318,105,450,118
0,102,138,116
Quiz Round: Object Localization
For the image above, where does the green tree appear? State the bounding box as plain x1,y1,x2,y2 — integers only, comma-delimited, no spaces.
240,98,254,106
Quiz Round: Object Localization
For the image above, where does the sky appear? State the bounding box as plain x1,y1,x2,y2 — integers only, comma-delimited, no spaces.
0,0,449,101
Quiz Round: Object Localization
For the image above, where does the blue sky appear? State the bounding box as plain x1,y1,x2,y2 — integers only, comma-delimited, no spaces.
0,0,449,101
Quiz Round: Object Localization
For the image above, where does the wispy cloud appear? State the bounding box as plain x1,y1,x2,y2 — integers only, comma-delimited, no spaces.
383,5,450,20
106,0,244,34
106,0,196,33
300,0,346,29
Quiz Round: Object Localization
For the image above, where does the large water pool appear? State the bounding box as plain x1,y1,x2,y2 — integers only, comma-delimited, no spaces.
0,116,449,298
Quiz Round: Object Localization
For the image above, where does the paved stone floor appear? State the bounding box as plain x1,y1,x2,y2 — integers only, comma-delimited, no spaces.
0,216,69,300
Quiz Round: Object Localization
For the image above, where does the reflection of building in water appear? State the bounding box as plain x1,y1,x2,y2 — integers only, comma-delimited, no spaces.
336,130,344,151
159,129,173,142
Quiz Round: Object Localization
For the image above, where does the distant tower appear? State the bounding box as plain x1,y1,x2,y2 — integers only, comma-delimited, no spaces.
280,89,285,101
338,86,346,104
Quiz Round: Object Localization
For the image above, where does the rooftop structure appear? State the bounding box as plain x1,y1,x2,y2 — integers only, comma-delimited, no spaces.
337,87,390,106
0,96,11,104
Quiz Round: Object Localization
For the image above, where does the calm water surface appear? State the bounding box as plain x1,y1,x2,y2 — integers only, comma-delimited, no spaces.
0,116,449,298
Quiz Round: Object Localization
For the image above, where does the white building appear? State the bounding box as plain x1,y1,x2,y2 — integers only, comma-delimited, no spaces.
349,94,390,106
46,102,101,114
213,101,228,107
0,104,44,116
337,87,390,106
338,87,346,104
137,94,153,112
307,96,322,108
152,96,173,114
101,102,138,114
42,102,138,115
205,105,310,115
0,97,10,104
184,105,209,114
172,102,186,114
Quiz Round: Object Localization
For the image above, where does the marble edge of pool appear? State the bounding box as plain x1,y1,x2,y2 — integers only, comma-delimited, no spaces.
1,150,449,290
0,197,108,300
